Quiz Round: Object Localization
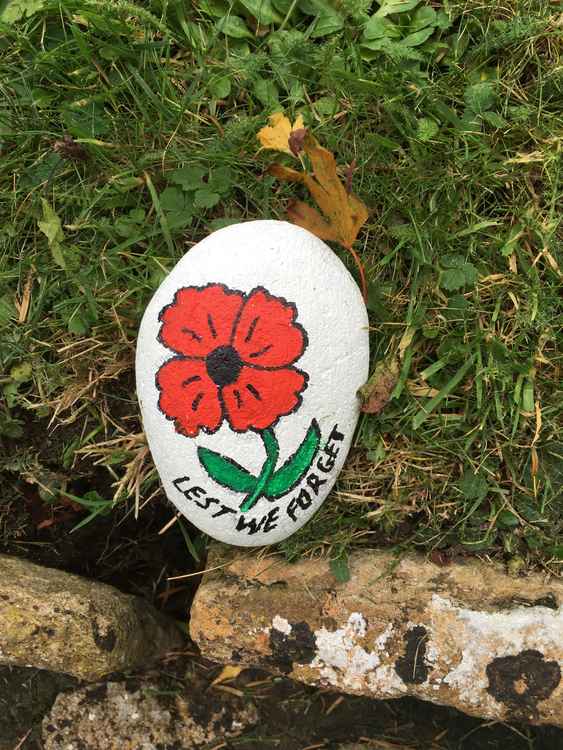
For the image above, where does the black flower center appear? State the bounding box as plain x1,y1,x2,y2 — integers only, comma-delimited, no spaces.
206,345,242,387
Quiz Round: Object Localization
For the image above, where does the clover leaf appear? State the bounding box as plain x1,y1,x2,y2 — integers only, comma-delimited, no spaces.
159,187,193,229
439,254,478,291
193,189,221,209
170,166,206,191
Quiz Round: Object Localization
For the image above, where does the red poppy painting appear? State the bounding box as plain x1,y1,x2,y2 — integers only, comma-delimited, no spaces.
156,284,320,512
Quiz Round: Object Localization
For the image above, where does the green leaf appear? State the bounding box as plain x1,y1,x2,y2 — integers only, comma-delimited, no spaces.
10,362,32,383
412,356,475,429
439,255,478,291
216,15,253,38
410,5,436,31
208,217,242,231
361,37,424,62
177,518,204,563
298,0,321,15
114,217,136,237
463,262,478,286
482,111,507,128
272,0,294,12
253,77,279,107
330,554,351,583
194,189,221,209
440,267,466,291
62,101,110,139
38,199,66,269
67,312,89,336
0,412,24,438
159,188,193,229
208,75,231,99
362,15,400,40
314,95,339,116
441,254,464,268
402,26,434,47
310,7,344,38
207,167,233,195
238,0,280,25
416,117,439,142
497,510,519,528
160,186,187,211
0,294,15,326
3,381,19,409
170,166,206,191
464,82,495,114
198,447,257,493
444,294,470,321
374,0,420,18
265,419,321,499
1,0,44,24
500,223,523,257
128,208,146,223
459,470,488,500
115,208,146,236
199,0,230,18
435,9,452,31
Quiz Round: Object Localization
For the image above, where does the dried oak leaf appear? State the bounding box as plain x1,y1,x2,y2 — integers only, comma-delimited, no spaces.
268,131,369,298
288,127,307,156
357,356,399,414
257,112,305,156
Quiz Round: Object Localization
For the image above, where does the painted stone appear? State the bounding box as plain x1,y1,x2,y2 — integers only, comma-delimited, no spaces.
136,220,369,546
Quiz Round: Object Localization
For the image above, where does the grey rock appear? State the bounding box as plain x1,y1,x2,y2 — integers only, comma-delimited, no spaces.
42,680,258,749
191,546,563,727
0,554,184,681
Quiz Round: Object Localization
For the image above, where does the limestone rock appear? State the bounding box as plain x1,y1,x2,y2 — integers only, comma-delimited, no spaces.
0,554,184,681
190,547,563,727
136,220,369,547
42,680,258,749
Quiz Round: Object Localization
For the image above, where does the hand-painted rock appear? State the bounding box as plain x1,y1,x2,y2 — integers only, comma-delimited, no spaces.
136,220,369,547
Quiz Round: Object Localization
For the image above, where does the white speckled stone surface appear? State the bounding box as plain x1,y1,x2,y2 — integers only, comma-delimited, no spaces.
136,220,369,546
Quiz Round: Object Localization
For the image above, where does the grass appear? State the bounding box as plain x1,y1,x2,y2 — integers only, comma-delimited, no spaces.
0,0,561,576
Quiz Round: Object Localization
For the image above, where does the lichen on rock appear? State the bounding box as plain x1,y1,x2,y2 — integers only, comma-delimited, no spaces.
190,546,563,727
42,680,258,749
0,554,184,680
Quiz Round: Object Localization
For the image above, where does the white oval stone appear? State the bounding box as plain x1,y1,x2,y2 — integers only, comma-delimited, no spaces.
136,220,369,547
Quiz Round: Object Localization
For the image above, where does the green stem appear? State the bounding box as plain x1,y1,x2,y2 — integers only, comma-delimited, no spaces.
239,429,279,513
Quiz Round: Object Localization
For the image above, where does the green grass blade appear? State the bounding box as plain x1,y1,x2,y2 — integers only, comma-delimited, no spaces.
412,356,475,430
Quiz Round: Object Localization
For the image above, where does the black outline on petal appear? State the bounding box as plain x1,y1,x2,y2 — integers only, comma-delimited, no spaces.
155,355,224,438
231,285,309,367
157,282,245,357
221,367,309,435
155,283,310,438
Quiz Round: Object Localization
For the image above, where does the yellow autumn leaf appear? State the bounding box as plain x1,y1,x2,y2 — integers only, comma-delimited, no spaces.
257,112,305,155
211,664,244,686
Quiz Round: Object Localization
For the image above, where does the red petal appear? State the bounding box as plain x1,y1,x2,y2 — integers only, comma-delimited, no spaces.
156,358,222,437
159,284,244,357
233,287,306,368
222,366,307,432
